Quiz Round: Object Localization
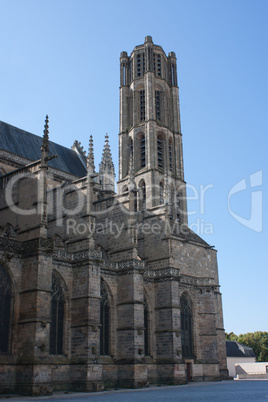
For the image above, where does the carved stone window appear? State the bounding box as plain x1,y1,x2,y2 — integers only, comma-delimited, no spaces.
140,135,146,169
157,135,164,169
140,90,145,121
155,90,161,121
181,294,193,357
100,282,110,355
137,54,141,77
50,272,65,355
0,265,11,353
157,54,161,77
159,182,164,205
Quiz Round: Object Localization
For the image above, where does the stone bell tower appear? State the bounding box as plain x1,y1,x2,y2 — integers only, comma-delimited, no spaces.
117,36,187,224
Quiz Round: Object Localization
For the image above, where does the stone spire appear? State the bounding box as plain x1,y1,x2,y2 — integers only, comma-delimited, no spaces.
87,135,95,174
41,115,49,166
99,134,114,169
99,134,115,192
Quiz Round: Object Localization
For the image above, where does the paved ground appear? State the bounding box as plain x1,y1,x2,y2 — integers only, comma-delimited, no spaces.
1,380,268,401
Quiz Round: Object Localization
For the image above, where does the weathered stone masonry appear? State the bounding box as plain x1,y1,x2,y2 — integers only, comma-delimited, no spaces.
0,36,228,395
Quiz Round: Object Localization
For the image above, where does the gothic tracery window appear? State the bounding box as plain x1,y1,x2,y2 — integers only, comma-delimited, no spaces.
137,54,141,77
100,282,110,355
157,135,164,169
157,54,161,77
0,265,11,353
50,271,65,355
140,90,145,121
140,134,146,169
159,182,164,205
181,294,193,358
155,90,161,121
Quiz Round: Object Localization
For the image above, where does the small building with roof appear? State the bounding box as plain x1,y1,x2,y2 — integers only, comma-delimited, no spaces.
226,340,256,377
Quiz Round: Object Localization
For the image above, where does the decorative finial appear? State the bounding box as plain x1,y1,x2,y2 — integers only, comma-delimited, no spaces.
42,115,49,153
100,133,114,170
87,135,95,173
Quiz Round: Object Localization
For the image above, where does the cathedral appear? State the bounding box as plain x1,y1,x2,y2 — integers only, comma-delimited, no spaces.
0,36,228,395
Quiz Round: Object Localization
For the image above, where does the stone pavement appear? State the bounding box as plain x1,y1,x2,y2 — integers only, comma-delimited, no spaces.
1,380,268,401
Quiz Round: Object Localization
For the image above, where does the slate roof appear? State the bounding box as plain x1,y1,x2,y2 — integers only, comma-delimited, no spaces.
0,121,87,178
226,341,256,358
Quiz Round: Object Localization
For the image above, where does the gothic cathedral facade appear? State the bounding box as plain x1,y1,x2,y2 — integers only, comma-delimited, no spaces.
0,36,228,395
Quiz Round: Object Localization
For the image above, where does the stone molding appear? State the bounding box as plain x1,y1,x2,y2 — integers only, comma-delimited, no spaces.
53,249,102,261
0,236,216,288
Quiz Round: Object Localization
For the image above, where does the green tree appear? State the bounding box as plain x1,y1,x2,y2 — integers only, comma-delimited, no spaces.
225,332,238,341
236,332,268,362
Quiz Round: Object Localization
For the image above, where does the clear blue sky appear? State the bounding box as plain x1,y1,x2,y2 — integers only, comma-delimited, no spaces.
0,0,267,336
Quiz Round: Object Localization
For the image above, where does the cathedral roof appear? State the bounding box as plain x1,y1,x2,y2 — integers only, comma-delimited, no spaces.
0,121,87,177
226,341,256,358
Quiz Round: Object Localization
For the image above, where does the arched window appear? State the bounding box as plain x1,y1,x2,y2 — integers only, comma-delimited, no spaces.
50,271,65,355
0,265,12,353
137,53,141,77
155,90,161,121
157,135,164,169
181,294,193,358
157,54,162,77
100,281,110,355
176,191,181,222
159,182,164,205
139,180,146,210
144,300,149,356
169,139,173,172
140,90,145,121
140,134,146,169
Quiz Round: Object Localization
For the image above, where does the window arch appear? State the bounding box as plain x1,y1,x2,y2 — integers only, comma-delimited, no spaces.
140,89,145,121
181,294,193,358
157,134,164,169
159,182,164,205
144,299,150,356
139,134,146,169
0,265,12,353
155,90,161,121
50,271,65,355
100,281,110,355
137,53,141,77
